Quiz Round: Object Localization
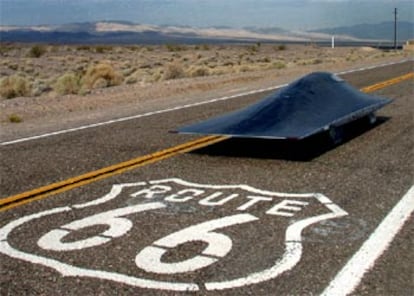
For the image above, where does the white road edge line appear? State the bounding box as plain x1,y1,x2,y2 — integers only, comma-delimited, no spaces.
321,185,414,296
1,59,411,146
1,86,286,146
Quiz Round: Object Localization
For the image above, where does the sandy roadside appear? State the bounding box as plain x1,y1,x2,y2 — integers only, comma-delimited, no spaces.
1,49,411,142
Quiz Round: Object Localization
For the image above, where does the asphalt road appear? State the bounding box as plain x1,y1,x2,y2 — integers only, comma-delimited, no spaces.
1,61,413,295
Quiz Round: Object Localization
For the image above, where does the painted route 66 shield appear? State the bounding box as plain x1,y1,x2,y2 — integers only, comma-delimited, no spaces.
0,178,347,292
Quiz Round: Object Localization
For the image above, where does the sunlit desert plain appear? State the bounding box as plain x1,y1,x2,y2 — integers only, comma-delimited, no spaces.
0,43,410,129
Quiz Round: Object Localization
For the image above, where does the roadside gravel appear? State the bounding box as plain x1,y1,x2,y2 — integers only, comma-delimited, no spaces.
0,51,411,142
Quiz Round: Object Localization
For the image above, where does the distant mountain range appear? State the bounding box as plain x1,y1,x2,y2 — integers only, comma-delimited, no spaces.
314,21,413,42
0,21,412,45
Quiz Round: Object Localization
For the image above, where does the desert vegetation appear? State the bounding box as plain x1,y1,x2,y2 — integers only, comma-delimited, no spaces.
0,74,31,99
0,43,409,100
8,113,23,123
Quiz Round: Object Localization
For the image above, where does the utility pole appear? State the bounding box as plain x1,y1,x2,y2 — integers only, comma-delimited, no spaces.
394,8,397,49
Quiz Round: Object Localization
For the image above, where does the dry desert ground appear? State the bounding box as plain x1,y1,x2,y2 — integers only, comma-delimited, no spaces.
0,43,411,138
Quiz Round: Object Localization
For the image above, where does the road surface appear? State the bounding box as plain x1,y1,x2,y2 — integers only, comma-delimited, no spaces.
1,60,413,295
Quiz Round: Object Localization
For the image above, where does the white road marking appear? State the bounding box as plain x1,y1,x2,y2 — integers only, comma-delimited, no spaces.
0,178,348,291
135,214,258,274
0,85,285,146
1,59,411,147
321,185,414,296
37,202,166,251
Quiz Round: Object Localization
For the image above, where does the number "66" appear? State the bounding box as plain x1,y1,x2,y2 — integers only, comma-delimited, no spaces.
38,202,258,274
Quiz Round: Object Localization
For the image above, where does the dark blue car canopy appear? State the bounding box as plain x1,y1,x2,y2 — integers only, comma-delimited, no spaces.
175,72,392,140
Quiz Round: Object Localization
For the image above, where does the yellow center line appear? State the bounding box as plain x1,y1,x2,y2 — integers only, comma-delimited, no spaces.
1,71,413,212
0,135,228,211
360,72,414,93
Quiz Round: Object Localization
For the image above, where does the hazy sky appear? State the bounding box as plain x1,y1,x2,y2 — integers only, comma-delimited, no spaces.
0,0,412,30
